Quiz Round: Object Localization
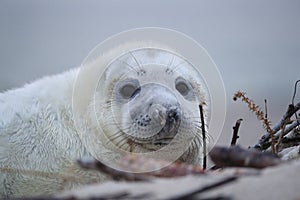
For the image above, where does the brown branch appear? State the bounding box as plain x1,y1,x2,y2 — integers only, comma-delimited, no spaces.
77,157,149,182
118,155,205,177
231,119,243,146
209,146,282,169
78,156,205,181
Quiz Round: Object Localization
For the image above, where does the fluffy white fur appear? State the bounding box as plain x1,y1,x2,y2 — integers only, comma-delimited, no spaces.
0,68,107,197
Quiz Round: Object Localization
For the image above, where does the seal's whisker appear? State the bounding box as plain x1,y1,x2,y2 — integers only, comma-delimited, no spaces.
129,51,144,73
193,134,202,148
166,55,175,73
115,135,139,152
108,132,131,149
107,132,125,143
106,131,124,144
101,121,122,127
168,55,174,67
107,127,132,143
116,58,139,73
170,60,186,72
115,138,130,149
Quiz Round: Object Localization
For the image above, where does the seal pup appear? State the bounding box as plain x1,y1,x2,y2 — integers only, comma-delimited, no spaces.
0,41,210,197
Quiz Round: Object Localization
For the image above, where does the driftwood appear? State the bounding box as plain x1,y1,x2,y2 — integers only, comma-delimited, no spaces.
78,155,205,181
253,102,300,151
209,146,282,169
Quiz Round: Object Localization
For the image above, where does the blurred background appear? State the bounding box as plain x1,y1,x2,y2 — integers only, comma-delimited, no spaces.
0,0,299,147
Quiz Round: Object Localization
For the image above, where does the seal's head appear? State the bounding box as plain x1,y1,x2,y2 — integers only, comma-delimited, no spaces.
72,28,227,172
95,47,210,164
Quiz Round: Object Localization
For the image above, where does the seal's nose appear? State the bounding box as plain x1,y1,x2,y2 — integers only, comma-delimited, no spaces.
150,104,167,126
149,105,181,131
167,107,180,121
148,103,181,139
165,106,181,133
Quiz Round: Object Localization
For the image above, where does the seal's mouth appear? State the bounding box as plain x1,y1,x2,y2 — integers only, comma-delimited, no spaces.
141,138,175,151
127,134,176,146
153,139,173,146
123,129,178,151
135,132,178,151
128,115,180,150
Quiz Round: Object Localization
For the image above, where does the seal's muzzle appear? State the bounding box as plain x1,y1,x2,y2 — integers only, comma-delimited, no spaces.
128,83,181,143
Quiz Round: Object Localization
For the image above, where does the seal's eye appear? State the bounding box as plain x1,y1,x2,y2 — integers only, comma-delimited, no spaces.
176,81,190,96
175,77,196,101
120,84,137,98
119,78,141,99
117,79,140,100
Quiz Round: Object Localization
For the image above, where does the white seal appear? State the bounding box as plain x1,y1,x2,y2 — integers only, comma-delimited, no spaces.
0,28,226,197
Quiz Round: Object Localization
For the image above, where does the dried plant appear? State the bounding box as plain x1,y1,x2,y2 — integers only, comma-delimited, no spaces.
233,91,276,153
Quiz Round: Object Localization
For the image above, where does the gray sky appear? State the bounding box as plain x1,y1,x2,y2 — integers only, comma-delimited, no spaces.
0,0,299,146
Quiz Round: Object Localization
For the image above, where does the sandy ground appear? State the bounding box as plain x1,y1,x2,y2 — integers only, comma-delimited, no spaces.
58,158,300,200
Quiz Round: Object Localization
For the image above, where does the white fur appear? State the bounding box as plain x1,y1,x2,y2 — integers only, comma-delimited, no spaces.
0,68,106,197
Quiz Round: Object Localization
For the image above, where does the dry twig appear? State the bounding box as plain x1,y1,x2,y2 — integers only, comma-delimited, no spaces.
199,104,207,170
254,80,300,151
264,99,268,119
231,119,243,146
292,80,300,106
